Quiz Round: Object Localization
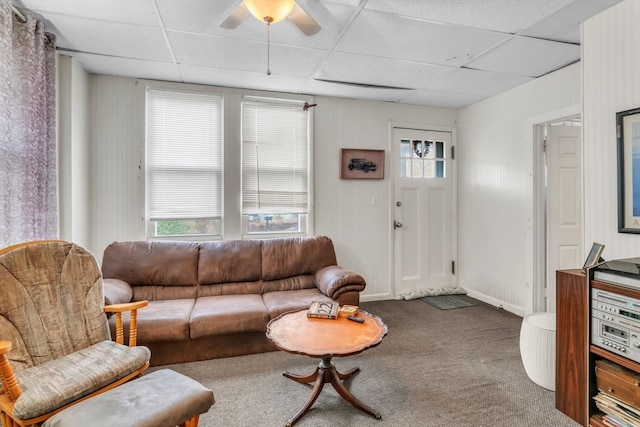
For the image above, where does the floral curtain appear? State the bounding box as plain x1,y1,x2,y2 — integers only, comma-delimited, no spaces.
0,2,58,247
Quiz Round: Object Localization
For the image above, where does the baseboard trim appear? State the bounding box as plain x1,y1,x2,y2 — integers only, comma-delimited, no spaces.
360,292,393,302
464,288,525,317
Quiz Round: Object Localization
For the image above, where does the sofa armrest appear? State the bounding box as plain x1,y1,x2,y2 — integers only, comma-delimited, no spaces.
314,265,366,300
103,278,133,305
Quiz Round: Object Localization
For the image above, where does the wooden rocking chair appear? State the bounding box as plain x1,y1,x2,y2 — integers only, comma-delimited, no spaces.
0,241,150,427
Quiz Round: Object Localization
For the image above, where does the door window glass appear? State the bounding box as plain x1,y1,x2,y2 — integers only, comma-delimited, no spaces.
400,139,446,178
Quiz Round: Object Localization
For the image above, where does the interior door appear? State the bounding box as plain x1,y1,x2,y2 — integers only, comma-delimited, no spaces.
546,124,582,312
393,128,454,296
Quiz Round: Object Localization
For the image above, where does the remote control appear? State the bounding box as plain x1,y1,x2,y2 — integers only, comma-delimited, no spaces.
347,315,364,323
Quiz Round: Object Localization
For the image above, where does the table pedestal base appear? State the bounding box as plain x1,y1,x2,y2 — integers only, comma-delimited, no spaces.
283,357,381,426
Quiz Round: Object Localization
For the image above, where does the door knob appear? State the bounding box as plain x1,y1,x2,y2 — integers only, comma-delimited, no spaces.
394,220,403,229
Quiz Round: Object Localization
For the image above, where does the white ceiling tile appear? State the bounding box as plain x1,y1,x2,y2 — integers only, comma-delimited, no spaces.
302,79,410,103
364,0,573,33
18,0,160,27
13,0,624,108
179,65,309,95
64,52,180,82
321,0,362,7
36,13,173,62
465,36,580,77
521,0,621,43
168,31,325,76
155,0,238,36
426,68,534,96
399,89,487,109
316,52,454,90
335,9,510,66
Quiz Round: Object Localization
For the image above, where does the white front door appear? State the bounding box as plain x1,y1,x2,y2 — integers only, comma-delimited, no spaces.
393,128,455,296
546,124,582,312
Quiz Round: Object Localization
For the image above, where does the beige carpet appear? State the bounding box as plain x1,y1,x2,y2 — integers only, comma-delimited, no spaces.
151,299,580,427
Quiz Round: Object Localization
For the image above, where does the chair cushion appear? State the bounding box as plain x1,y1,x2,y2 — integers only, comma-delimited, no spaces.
0,241,111,368
12,340,151,420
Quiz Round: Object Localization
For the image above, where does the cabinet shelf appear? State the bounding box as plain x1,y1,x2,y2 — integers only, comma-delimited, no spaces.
590,345,640,373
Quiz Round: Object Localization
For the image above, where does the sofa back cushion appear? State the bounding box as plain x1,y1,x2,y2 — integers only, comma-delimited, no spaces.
102,241,199,301
102,236,340,298
261,236,337,292
197,240,263,296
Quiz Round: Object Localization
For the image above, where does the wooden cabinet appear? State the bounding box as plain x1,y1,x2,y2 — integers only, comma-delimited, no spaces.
556,269,640,427
556,269,589,426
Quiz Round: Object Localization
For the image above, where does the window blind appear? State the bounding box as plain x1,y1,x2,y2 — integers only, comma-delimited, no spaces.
147,89,223,220
242,97,309,214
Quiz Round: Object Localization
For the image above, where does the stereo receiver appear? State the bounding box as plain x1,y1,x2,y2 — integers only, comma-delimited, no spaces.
591,288,640,363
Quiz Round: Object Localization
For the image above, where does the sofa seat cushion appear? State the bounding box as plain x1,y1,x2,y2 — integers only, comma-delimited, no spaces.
189,295,269,339
109,299,194,343
262,288,334,319
12,340,151,420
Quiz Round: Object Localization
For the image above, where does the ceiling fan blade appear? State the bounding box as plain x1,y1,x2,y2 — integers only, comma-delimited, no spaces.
288,3,320,36
220,2,249,29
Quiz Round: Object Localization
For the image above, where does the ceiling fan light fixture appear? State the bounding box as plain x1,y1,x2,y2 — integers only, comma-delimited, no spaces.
243,0,295,24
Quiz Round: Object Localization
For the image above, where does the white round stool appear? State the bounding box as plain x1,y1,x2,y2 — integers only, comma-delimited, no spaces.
519,312,556,391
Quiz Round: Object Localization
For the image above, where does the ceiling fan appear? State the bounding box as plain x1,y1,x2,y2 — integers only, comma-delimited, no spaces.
220,0,321,36
220,0,321,75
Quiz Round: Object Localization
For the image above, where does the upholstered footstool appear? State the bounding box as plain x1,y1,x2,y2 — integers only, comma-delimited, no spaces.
43,369,214,427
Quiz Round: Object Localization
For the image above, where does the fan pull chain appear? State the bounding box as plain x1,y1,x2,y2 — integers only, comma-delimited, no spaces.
265,17,273,75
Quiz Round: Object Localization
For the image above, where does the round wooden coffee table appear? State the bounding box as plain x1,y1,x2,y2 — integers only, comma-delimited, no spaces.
266,309,387,426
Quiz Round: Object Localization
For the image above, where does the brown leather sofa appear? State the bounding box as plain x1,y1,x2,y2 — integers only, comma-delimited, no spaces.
101,236,366,366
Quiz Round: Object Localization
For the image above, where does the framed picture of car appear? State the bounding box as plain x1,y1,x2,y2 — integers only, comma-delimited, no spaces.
340,148,385,179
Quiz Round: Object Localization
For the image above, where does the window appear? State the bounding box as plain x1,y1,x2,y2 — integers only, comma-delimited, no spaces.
145,88,311,240
241,97,309,236
400,138,446,178
146,89,223,238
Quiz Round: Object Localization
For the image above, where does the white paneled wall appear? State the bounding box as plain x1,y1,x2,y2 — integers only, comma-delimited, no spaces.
583,0,640,259
313,97,457,300
58,56,91,249
90,76,147,259
457,64,581,315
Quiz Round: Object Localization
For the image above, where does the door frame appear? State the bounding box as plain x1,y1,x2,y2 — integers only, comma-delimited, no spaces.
529,105,582,313
388,121,458,298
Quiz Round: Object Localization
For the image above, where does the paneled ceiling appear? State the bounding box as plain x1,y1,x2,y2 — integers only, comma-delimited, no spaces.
13,0,621,108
